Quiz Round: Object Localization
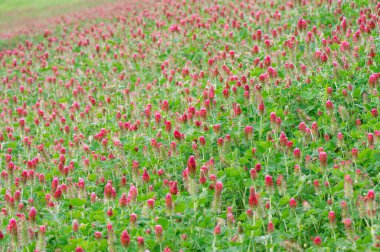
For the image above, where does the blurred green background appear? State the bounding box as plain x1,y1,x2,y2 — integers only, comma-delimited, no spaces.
0,0,117,33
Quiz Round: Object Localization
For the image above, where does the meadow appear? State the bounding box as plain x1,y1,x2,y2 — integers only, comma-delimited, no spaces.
0,0,379,251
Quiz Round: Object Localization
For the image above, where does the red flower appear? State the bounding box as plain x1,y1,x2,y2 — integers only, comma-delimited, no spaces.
187,155,196,175
199,170,207,184
174,130,181,140
90,192,97,203
265,175,273,188
107,208,113,217
343,218,352,229
165,193,173,210
7,218,17,236
155,225,163,240
328,211,335,224
293,148,301,159
94,231,102,240
214,223,221,235
248,187,259,208
267,221,274,233
325,100,334,111
199,136,206,146
289,198,297,208
215,181,223,193
120,230,130,247
142,168,150,183
351,148,358,160
371,108,378,117
313,236,322,246
54,186,62,199
161,100,169,111
170,181,178,195
258,101,265,115
28,207,36,222
104,182,113,199
250,168,257,180
319,151,327,167
130,213,137,225
137,236,144,247
367,190,375,200
244,126,253,139
147,198,155,209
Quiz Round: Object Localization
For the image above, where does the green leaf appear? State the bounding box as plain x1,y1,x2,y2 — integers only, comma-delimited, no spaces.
69,198,87,207
174,202,186,213
157,217,170,229
300,91,317,101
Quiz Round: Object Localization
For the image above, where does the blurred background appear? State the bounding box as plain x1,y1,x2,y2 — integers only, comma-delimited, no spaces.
0,0,118,35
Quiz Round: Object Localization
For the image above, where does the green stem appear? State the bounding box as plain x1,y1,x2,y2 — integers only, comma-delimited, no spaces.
212,235,217,252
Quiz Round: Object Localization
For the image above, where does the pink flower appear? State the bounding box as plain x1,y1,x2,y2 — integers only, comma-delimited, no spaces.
142,168,150,183
120,230,130,247
170,181,178,195
215,181,223,193
104,182,113,199
54,186,62,199
7,218,17,236
174,130,181,140
293,148,301,159
368,133,374,146
214,223,221,235
39,225,46,234
72,220,79,232
165,193,173,210
289,198,297,208
367,190,375,200
199,136,206,146
319,151,327,167
250,168,257,180
130,213,137,225
328,211,336,224
90,192,97,203
147,198,155,209
371,108,378,117
155,225,163,240
325,100,334,111
28,207,36,222
351,148,358,160
137,236,144,247
187,155,197,175
107,223,113,232
94,231,102,240
343,218,352,229
267,221,274,233
313,236,322,246
107,208,113,217
249,187,259,208
265,175,273,188
244,126,254,139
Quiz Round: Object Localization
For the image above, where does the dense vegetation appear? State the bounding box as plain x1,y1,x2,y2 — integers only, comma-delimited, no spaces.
0,0,379,251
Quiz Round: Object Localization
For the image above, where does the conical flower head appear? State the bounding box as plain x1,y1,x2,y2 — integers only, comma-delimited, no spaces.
187,155,196,175
120,230,130,247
